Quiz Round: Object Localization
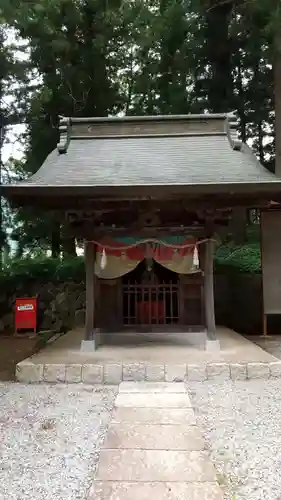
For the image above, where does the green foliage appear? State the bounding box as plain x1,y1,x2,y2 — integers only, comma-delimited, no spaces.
215,243,261,274
0,256,85,289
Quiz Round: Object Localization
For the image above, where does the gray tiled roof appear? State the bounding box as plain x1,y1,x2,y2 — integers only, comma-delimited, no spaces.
4,113,281,194
15,135,280,188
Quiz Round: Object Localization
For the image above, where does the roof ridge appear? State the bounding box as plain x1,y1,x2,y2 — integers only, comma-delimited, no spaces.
56,112,242,154
70,131,227,140
68,113,229,124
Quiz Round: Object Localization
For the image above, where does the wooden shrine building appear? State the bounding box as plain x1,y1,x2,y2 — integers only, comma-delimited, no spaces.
3,113,281,350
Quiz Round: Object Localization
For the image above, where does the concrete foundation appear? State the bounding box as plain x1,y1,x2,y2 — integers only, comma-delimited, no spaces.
15,326,281,383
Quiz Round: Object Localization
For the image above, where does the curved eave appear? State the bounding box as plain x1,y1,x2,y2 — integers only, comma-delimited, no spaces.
3,182,281,210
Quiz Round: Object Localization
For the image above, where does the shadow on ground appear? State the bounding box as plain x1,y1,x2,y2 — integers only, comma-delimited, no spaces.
0,335,40,381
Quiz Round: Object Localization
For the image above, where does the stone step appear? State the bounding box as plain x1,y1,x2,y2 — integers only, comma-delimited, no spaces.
96,449,217,482
111,407,196,425
103,422,205,450
115,392,192,408
118,381,186,393
92,381,224,499
89,481,224,500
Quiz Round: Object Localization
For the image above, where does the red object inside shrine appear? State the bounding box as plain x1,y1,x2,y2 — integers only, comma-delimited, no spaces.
137,301,165,324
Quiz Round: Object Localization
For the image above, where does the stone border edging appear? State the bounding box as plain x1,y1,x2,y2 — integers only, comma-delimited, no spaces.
15,360,281,384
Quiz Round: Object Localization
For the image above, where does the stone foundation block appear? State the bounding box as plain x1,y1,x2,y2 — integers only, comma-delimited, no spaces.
66,364,82,383
145,364,165,382
165,364,186,382
230,363,247,381
43,364,66,383
104,363,122,384
122,363,145,381
80,340,96,352
205,339,220,352
16,362,43,383
247,362,270,379
207,363,230,381
82,364,103,384
187,364,207,382
269,361,281,378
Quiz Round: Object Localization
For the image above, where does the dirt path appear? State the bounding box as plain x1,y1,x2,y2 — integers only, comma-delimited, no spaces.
0,336,39,381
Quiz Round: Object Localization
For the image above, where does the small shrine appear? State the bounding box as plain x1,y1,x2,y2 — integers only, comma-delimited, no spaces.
3,113,281,349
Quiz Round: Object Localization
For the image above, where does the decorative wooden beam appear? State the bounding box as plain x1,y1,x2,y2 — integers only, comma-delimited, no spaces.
68,224,206,239
65,206,232,228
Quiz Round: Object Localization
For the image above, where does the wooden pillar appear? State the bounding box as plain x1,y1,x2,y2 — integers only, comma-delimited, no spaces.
85,240,96,343
204,238,216,340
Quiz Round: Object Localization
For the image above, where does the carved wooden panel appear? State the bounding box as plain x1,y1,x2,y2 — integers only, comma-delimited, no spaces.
261,211,281,314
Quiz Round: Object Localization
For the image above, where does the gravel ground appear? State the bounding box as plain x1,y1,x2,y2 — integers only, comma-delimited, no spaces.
0,383,117,500
188,380,281,500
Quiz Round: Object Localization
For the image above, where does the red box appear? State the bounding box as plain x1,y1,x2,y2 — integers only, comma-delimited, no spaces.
137,301,165,324
15,297,37,334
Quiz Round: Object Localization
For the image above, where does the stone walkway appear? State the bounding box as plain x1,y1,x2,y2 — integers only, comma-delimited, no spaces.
88,382,223,499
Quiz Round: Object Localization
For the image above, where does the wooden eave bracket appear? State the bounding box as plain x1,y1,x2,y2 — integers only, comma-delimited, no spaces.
57,116,71,154
226,111,242,151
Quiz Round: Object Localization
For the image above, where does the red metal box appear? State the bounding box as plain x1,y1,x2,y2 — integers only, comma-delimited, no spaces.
15,297,37,334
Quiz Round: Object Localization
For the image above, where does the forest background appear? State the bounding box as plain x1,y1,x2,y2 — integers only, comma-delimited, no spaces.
0,0,280,279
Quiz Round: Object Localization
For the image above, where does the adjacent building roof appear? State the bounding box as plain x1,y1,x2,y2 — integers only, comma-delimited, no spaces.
3,113,281,205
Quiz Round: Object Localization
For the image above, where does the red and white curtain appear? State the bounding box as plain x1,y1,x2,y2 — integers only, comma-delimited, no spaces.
94,238,200,279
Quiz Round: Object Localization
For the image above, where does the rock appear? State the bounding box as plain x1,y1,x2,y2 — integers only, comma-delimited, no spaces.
75,292,86,309
56,292,67,306
1,312,14,329
60,309,75,331
37,287,55,303
52,318,63,332
75,309,85,327
41,311,53,330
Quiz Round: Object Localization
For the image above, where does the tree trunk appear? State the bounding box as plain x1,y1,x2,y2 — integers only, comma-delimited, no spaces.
0,27,5,270
236,57,247,142
62,235,76,257
274,34,281,176
51,221,61,258
61,224,76,257
205,1,233,112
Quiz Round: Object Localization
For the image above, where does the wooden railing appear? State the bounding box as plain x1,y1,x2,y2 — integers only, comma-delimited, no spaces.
122,281,179,326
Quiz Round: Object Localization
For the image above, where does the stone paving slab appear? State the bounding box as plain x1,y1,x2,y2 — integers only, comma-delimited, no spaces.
111,407,197,425
96,449,217,482
103,423,205,450
115,392,192,408
89,481,224,500
119,381,186,393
